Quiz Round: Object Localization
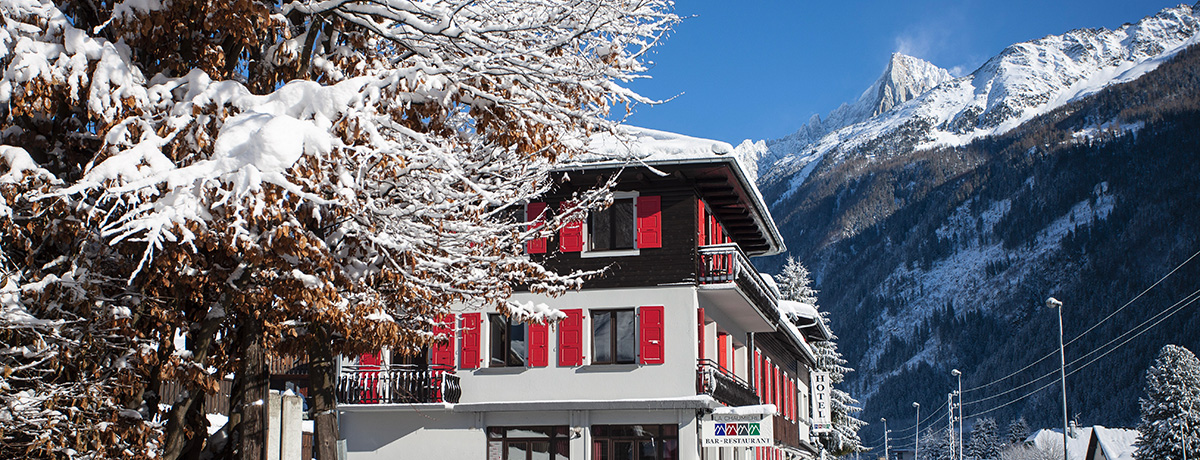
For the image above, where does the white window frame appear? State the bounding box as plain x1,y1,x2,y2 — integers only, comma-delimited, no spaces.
580,191,641,258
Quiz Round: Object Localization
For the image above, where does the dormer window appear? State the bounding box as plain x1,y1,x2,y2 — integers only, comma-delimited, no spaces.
588,197,635,251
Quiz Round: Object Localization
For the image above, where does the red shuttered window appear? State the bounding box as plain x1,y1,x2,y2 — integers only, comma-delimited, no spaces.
525,202,547,254
459,313,482,369
430,314,456,368
557,309,584,366
697,308,706,361
529,321,549,367
635,196,661,249
638,306,665,365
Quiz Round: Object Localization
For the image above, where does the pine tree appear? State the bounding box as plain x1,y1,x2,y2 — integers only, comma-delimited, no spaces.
0,1,677,458
969,418,1001,460
775,256,866,455
920,428,953,460
1008,418,1030,446
1135,344,1200,460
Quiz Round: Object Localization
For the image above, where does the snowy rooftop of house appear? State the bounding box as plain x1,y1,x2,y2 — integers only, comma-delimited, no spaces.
1027,427,1097,460
565,126,785,256
778,299,833,343
1090,426,1139,460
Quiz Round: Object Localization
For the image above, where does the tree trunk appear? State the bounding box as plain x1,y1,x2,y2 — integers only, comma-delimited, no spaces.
162,309,225,460
236,321,268,460
309,330,341,460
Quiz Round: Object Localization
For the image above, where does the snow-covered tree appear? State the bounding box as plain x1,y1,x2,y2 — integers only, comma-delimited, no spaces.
1008,418,1030,446
0,0,677,458
968,418,1001,460
920,428,952,460
775,256,866,455
1135,344,1200,460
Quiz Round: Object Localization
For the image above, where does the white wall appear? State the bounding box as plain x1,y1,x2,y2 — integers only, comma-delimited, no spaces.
341,407,704,460
454,286,700,403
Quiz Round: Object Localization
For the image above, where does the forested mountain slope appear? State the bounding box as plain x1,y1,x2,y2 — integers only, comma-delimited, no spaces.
760,38,1200,445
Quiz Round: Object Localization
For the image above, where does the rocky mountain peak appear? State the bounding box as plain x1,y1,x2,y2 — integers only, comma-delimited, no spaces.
866,53,954,117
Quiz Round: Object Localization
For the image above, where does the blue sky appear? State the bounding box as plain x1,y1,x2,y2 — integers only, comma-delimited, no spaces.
621,0,1186,145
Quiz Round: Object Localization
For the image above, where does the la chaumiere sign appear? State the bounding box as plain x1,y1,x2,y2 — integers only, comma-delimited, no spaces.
700,412,773,447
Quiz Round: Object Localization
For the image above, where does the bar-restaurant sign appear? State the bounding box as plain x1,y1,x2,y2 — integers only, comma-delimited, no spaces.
700,412,773,446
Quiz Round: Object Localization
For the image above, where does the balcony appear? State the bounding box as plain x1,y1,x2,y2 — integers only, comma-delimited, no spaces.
337,364,461,404
696,359,760,408
697,243,781,333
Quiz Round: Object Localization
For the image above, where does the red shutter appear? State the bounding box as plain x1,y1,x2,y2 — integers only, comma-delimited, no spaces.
526,202,547,254
638,306,665,365
358,351,382,369
529,321,549,367
711,215,722,244
754,350,762,398
636,195,662,249
557,309,584,366
430,314,456,368
697,199,707,247
559,202,584,252
459,313,481,369
717,332,729,371
697,308,706,361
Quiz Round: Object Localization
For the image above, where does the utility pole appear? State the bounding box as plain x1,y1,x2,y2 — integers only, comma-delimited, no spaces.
948,393,956,460
913,402,920,460
1047,297,1068,460
952,369,963,460
882,418,890,460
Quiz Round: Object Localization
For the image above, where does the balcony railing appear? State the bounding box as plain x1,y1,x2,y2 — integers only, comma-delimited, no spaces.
337,364,461,404
698,243,781,320
696,359,760,408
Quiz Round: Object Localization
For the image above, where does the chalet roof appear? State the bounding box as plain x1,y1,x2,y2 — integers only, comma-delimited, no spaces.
562,126,785,256
778,300,833,342
1087,426,1139,460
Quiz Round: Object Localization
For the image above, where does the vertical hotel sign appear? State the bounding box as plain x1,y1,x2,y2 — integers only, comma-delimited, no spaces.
811,371,832,433
700,413,773,446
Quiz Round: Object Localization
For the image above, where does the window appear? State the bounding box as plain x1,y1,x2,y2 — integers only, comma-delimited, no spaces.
592,309,637,364
589,198,636,251
591,424,678,460
489,314,527,367
487,426,570,460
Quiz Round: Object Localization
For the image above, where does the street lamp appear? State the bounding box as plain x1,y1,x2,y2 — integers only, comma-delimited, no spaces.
913,402,921,460
1047,297,1068,460
951,369,963,460
882,417,890,460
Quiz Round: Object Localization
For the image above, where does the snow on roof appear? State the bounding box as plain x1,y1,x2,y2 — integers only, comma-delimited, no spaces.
570,126,785,256
1028,427,1095,460
1092,426,1139,460
711,404,777,416
585,126,736,164
779,300,819,321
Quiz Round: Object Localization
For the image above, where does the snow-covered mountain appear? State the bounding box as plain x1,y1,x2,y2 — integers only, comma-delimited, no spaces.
761,2,1200,204
753,2,1200,442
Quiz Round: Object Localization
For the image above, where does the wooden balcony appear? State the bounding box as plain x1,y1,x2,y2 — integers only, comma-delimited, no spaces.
337,364,461,404
697,243,781,333
696,359,760,407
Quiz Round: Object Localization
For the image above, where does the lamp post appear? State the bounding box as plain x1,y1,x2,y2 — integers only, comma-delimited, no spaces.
1047,297,1068,460
882,417,890,460
951,369,963,460
913,402,921,460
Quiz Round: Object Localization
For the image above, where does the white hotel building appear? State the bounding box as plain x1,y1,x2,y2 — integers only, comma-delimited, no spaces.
334,129,834,460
